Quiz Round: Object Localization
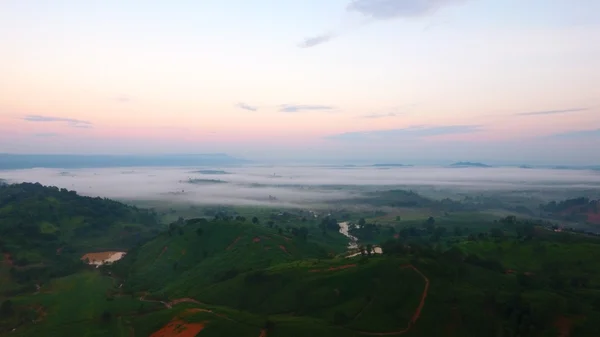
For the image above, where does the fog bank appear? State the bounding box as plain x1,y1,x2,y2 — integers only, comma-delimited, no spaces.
1,166,599,208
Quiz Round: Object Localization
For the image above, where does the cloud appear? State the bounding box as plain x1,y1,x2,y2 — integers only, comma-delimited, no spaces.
279,104,335,113
22,115,93,128
347,0,466,20
299,0,466,48
298,33,335,48
361,112,399,119
236,102,258,111
516,107,588,116
327,124,482,140
547,129,600,139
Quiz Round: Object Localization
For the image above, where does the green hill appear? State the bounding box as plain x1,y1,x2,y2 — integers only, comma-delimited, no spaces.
6,188,600,336
0,183,159,291
114,218,349,297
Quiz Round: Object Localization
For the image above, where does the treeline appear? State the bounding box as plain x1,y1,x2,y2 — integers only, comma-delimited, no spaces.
540,197,597,213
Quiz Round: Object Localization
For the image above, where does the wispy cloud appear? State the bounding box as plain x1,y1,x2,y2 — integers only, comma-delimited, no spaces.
547,129,600,139
236,102,258,111
516,107,588,116
361,112,399,119
22,115,93,128
298,33,336,48
327,124,482,141
299,0,467,48
279,104,335,113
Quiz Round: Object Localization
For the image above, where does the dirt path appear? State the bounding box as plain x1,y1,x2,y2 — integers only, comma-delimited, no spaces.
351,264,430,336
138,295,268,336
226,236,242,250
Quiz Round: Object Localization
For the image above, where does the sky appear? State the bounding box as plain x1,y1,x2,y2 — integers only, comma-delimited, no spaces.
1,0,599,165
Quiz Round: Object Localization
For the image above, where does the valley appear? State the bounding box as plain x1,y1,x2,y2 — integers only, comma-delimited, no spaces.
1,167,600,336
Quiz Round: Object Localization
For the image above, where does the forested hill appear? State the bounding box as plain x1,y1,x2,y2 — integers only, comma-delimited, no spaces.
541,197,600,224
0,183,160,284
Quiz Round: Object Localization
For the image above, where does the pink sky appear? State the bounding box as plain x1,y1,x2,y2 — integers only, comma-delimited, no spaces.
1,0,599,164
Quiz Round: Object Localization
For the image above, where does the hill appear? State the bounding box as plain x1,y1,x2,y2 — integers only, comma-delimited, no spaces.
6,192,600,336
449,161,491,168
541,197,600,224
0,183,159,291
113,218,349,297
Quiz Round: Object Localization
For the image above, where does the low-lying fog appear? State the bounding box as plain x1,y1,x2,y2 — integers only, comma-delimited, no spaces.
1,166,599,208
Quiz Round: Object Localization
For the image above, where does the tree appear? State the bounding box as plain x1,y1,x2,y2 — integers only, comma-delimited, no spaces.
395,215,401,221
426,216,435,226
366,244,373,256
453,226,462,236
252,217,259,224
358,218,366,227
196,228,204,236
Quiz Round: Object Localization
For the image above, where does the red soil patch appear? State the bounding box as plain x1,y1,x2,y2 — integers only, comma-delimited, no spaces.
505,269,516,274
279,245,289,254
3,253,13,266
181,249,186,255
259,329,268,337
226,236,242,250
394,234,400,239
328,264,357,271
56,247,63,255
149,319,207,337
253,237,261,243
554,316,573,337
169,298,202,306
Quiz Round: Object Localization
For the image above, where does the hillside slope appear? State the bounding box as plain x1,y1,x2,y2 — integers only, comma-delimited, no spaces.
0,183,159,289
114,218,348,296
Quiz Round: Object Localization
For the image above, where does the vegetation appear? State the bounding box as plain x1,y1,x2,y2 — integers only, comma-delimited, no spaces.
0,183,159,300
4,184,600,336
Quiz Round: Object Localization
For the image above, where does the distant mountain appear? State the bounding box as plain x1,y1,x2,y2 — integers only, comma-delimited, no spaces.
449,161,491,168
372,163,412,167
0,153,249,169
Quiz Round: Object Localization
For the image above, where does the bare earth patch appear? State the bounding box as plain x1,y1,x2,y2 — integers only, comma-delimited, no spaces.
149,319,207,337
81,251,126,267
